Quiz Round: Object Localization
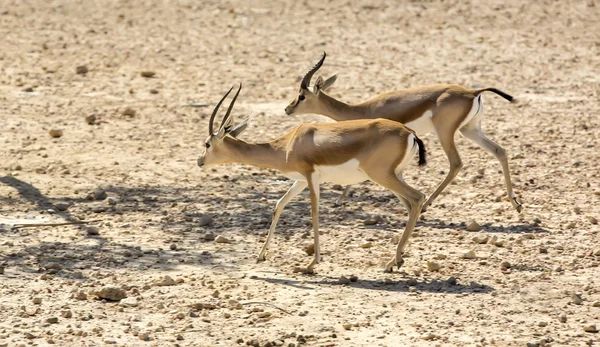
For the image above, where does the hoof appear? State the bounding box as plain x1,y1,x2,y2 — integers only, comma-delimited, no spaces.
256,256,266,263
513,198,523,213
384,267,394,273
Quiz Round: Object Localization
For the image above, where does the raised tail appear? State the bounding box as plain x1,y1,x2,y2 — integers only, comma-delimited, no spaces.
413,135,427,166
475,88,515,103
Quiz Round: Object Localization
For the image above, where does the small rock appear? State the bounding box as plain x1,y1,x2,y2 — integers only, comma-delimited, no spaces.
421,333,437,341
215,235,231,244
539,248,548,254
559,314,567,323
119,297,139,307
49,129,64,138
94,188,107,200
349,275,358,282
203,232,216,241
512,153,524,159
446,277,457,285
574,207,582,214
138,332,150,341
406,278,418,286
360,242,373,249
472,235,489,244
93,287,127,301
170,244,177,250
427,261,441,272
156,275,176,286
583,324,598,333
104,337,117,344
571,293,583,305
493,240,505,247
589,216,598,225
500,261,511,269
466,220,481,232
107,197,117,206
526,340,541,347
338,276,351,285
74,291,87,300
90,206,108,213
0,266,4,275
121,107,136,117
86,226,100,236
363,215,384,225
141,71,156,78
538,321,547,327
435,254,447,260
461,250,477,259
199,214,213,226
61,310,73,318
303,243,315,256
176,334,184,341
0,340,7,347
33,297,42,304
46,317,59,324
23,87,34,92
257,312,272,318
85,114,97,125
593,301,600,307
76,65,88,74
55,202,70,211
342,323,352,330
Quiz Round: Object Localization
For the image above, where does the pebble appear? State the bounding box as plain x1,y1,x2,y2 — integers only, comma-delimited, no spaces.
94,188,108,200
55,202,70,211
121,107,136,117
215,235,231,244
342,323,352,330
472,235,489,244
526,340,540,347
427,261,441,272
74,291,87,300
421,333,437,341
435,254,447,260
141,71,156,78
86,226,100,235
461,250,477,259
589,216,598,225
466,220,481,231
76,65,88,74
93,287,127,301
107,197,117,206
539,247,548,254
85,114,97,125
119,297,139,307
138,332,150,341
0,340,7,347
593,301,600,307
559,314,567,323
363,215,384,225
170,243,177,250
49,129,64,138
349,275,358,282
104,337,117,344
360,242,373,248
46,317,59,324
90,206,108,213
303,243,315,256
338,276,351,285
156,275,176,286
574,207,582,214
33,297,42,304
446,277,457,285
500,261,511,269
199,214,213,226
61,310,73,318
203,232,216,241
571,293,583,305
583,324,598,333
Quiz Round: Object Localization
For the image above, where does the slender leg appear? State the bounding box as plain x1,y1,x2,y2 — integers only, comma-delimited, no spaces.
257,181,308,262
303,174,321,274
460,119,522,212
334,185,352,206
368,173,425,272
421,127,463,212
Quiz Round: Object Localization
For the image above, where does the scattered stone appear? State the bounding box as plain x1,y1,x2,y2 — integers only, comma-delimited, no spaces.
104,337,117,344
363,215,384,225
342,323,352,330
360,242,373,249
94,188,108,200
0,266,4,275
435,254,447,260
406,278,418,286
85,114,97,125
203,232,216,241
141,71,156,78
199,214,213,226
349,275,358,282
119,297,139,307
466,220,481,232
574,207,582,214
427,261,441,272
303,243,315,256
150,89,159,94
539,247,548,254
593,301,600,307
446,277,457,285
559,314,567,323
526,340,541,347
90,206,108,213
74,291,87,300
338,276,351,285
493,240,505,247
23,87,34,92
76,65,88,74
257,312,272,318
121,107,136,117
107,197,117,206
589,216,598,225
571,293,583,305
461,250,477,259
86,226,100,236
500,261,511,269
583,324,598,333
138,332,150,341
49,129,63,138
472,235,489,244
33,297,42,304
215,235,231,244
46,317,59,324
538,321,547,327
55,202,70,211
156,275,176,286
421,333,438,341
170,243,177,250
190,302,217,310
93,286,127,301
61,310,73,318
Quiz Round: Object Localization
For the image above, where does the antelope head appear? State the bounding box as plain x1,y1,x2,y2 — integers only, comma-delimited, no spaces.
285,52,338,116
197,84,251,168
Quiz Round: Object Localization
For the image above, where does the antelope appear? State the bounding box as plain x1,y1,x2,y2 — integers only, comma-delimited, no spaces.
196,84,427,273
285,53,521,213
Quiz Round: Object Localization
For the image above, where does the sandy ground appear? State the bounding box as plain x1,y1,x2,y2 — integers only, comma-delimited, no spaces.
1,0,599,346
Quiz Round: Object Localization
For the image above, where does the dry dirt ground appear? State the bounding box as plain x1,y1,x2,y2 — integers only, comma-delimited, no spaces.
1,0,599,346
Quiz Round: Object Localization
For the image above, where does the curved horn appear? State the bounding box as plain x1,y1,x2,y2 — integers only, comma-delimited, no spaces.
208,86,234,135
300,52,326,90
219,83,242,131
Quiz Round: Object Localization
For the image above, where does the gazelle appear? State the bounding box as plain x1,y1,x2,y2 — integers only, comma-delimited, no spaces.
196,84,427,273
285,53,521,213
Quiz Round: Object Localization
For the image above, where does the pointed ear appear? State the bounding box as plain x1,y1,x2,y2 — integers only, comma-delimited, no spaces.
228,116,252,138
313,76,325,94
321,73,338,91
217,115,234,138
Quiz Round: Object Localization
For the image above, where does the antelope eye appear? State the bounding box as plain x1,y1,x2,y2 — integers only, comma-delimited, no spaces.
205,143,210,149
298,95,305,101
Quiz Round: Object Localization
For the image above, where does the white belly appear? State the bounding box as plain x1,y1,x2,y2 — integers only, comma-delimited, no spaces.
283,159,369,185
404,110,434,136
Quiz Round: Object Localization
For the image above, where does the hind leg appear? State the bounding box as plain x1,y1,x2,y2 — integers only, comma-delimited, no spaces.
460,118,522,212
334,185,352,206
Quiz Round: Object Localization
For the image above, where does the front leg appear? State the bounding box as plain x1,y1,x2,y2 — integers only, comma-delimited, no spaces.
303,174,321,273
257,181,307,262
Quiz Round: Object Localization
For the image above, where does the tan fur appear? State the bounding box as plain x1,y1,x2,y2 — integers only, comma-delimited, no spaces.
286,72,521,212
